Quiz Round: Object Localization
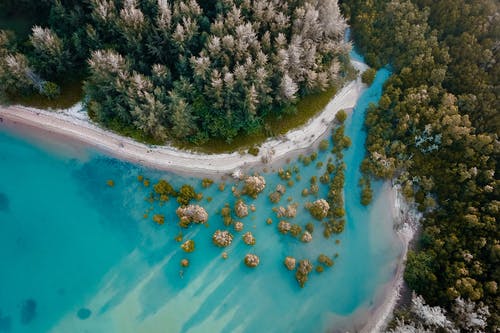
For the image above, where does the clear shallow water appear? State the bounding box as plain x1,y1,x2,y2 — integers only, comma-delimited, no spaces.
0,66,398,333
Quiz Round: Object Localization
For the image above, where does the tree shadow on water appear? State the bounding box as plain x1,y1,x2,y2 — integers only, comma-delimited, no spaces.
0,310,11,332
0,193,9,212
20,299,36,325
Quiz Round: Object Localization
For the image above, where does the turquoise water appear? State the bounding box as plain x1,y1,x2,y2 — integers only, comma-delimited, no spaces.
0,67,398,332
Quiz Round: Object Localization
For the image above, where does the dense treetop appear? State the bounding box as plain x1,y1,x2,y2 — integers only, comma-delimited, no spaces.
0,0,351,144
342,0,499,330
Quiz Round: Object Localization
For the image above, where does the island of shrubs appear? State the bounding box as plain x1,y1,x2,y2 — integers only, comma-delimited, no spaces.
129,139,351,289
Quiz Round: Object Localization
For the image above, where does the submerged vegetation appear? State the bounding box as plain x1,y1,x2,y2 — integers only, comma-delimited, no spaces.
114,123,350,288
343,0,499,329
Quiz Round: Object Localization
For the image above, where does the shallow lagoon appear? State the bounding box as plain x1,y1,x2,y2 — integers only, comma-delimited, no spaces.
0,67,398,333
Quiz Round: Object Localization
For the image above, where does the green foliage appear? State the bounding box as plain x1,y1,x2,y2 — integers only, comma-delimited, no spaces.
345,0,499,326
201,178,213,188
221,204,232,226
319,139,329,151
248,146,259,156
290,224,302,237
1,0,352,145
181,239,195,253
295,259,313,288
361,68,376,85
327,162,336,174
319,172,330,184
269,192,281,204
404,251,437,295
41,81,60,99
359,176,373,206
153,179,176,198
177,184,196,206
152,214,164,225
335,109,347,123
318,254,334,267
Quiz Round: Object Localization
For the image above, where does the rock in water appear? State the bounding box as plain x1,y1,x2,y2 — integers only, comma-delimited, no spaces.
77,308,92,320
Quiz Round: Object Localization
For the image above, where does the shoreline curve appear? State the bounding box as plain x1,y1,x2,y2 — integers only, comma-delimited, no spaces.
0,60,367,178
0,56,416,333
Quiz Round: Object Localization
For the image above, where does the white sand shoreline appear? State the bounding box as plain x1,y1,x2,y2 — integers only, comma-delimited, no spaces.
0,59,367,178
358,184,419,333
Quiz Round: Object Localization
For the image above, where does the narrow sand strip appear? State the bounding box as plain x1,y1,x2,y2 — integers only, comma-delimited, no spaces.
360,184,419,333
0,60,367,177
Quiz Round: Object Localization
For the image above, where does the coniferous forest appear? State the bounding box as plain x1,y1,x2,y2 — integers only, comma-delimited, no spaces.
342,0,499,331
0,0,498,331
0,0,351,144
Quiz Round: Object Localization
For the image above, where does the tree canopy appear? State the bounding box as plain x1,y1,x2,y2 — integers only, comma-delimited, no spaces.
342,0,499,329
0,0,351,144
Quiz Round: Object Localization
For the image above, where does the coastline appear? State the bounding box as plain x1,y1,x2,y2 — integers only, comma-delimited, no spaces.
0,57,416,332
359,184,419,333
0,60,367,178
324,184,417,333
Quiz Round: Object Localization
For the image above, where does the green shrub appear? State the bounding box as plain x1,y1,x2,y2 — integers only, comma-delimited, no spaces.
335,110,347,123
319,139,329,151
177,184,196,205
290,224,302,237
154,179,175,197
42,81,60,99
318,254,334,267
360,182,373,206
201,178,213,188
248,146,260,156
361,68,377,85
152,214,165,225
181,239,195,252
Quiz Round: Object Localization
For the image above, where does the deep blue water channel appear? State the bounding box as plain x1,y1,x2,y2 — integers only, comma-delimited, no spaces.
0,66,398,332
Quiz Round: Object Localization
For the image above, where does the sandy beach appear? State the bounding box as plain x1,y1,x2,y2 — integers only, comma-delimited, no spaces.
359,184,419,333
323,184,417,333
0,59,367,178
